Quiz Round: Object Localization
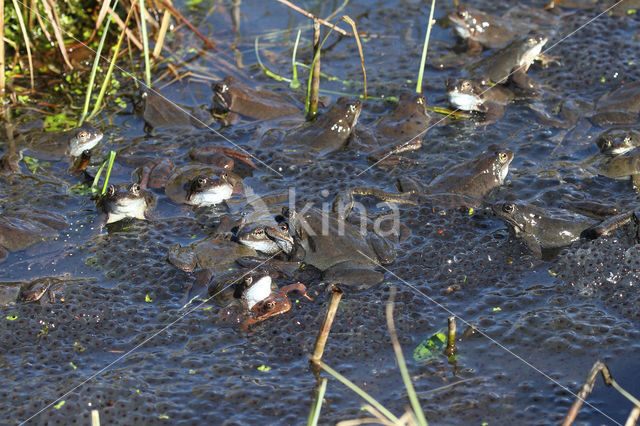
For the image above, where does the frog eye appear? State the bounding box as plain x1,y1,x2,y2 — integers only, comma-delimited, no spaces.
526,37,537,45
264,300,276,311
499,152,509,162
461,81,472,90
279,222,289,232
624,136,631,144
502,203,514,214
131,184,140,195
197,177,207,186
78,130,89,141
245,276,253,286
458,9,468,19
107,185,116,196
218,83,229,93
254,228,265,236
221,172,228,181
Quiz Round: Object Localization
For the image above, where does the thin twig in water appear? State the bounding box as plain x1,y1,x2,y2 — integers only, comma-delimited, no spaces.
276,0,351,36
11,0,34,91
311,286,343,364
158,0,217,50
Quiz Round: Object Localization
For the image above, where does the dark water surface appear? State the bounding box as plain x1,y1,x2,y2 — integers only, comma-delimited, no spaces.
2,0,640,424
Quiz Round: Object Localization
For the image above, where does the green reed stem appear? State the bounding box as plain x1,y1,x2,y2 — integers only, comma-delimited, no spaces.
139,0,151,88
290,29,301,89
416,0,436,94
255,36,292,83
89,4,133,120
316,359,401,424
306,378,327,426
101,150,117,195
80,0,119,126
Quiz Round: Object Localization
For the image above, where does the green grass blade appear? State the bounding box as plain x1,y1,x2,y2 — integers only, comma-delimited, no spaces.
387,291,428,426
91,157,109,195
89,5,134,120
80,0,119,125
255,36,292,83
139,0,151,88
416,0,436,94
316,360,400,424
290,29,301,89
306,378,327,426
101,150,117,195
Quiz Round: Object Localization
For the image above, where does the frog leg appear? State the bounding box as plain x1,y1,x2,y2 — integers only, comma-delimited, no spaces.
280,283,312,301
510,68,540,94
581,211,634,240
367,139,423,164
520,233,543,259
322,262,385,289
535,53,562,68
197,146,257,169
478,102,505,125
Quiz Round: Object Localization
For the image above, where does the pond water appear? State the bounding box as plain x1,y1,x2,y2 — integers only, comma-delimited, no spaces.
1,0,640,424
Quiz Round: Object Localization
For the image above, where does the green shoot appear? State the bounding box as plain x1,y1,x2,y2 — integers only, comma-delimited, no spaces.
290,29,301,89
89,5,134,119
139,0,152,88
101,150,117,195
315,359,401,424
255,36,292,83
80,0,119,125
306,378,327,426
416,0,437,94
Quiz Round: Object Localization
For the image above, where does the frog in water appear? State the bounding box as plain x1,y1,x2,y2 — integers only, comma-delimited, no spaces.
449,4,556,53
590,81,640,126
0,207,67,263
471,34,548,94
492,200,601,258
262,98,362,163
280,204,397,289
448,3,520,53
374,93,432,141
446,79,514,123
235,273,311,329
21,125,103,160
95,183,155,224
162,164,241,208
352,145,514,209
212,76,300,121
236,221,294,256
597,147,640,192
596,127,640,155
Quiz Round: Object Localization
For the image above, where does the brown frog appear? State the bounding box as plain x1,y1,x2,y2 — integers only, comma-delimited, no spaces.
591,81,640,126
262,97,362,163
0,207,67,263
212,76,300,121
236,273,311,329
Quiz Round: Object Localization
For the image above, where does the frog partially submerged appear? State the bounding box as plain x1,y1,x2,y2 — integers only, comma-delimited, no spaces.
281,205,397,288
236,221,294,256
235,273,311,329
590,81,640,126
596,127,640,155
446,79,514,123
212,76,300,121
470,34,548,93
164,164,241,207
20,124,103,160
20,277,66,304
374,93,432,141
168,236,258,273
0,207,67,263
262,97,362,163
95,184,155,224
448,4,556,53
597,147,640,192
492,201,597,258
402,145,514,204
